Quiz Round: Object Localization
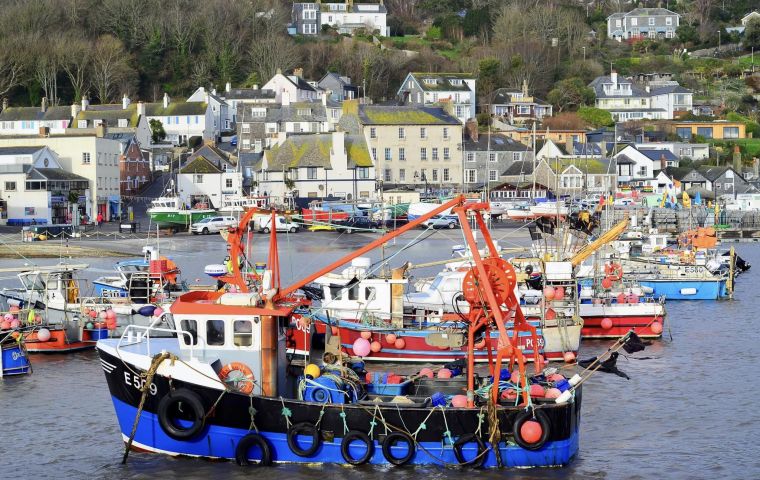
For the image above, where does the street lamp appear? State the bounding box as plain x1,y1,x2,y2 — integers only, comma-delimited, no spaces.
582,46,586,62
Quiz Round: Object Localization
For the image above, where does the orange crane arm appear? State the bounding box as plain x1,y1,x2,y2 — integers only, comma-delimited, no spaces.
570,217,629,267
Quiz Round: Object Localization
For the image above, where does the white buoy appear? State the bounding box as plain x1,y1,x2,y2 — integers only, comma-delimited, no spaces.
555,390,572,404
568,374,582,386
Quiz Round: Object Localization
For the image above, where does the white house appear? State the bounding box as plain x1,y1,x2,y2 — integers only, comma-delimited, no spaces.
262,69,320,104
741,11,760,26
613,144,679,190
0,146,90,225
187,87,230,137
635,142,709,161
397,72,476,124
320,2,389,36
0,98,71,136
649,85,693,119
177,144,241,209
69,95,152,148
257,131,374,200
143,94,214,146
535,138,604,161
607,8,679,41
589,72,666,121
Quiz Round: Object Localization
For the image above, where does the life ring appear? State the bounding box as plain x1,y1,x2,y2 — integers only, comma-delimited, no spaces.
341,430,375,465
453,433,487,468
512,409,550,451
287,422,321,457
604,263,623,281
157,388,206,440
381,431,415,466
219,362,255,394
235,433,273,466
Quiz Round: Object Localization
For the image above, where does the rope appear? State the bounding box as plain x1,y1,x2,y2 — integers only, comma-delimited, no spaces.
280,397,293,429
487,398,503,468
121,351,174,464
248,394,258,432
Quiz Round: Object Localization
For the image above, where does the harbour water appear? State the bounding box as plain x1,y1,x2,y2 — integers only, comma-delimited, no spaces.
2,230,759,479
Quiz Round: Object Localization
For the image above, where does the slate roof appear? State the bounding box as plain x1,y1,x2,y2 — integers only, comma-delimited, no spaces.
263,134,372,171
266,102,327,123
144,102,208,116
0,146,46,155
492,88,550,106
589,76,650,98
662,166,694,181
698,166,733,182
225,88,276,101
0,106,71,122
35,168,88,181
74,104,139,127
608,8,678,19
318,72,355,88
640,148,678,162
287,75,318,92
180,144,234,173
649,85,692,95
502,160,534,176
464,134,529,152
408,73,473,92
358,105,460,125
616,154,636,165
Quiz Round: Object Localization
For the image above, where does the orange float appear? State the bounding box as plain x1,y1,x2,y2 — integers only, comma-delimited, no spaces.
218,362,255,394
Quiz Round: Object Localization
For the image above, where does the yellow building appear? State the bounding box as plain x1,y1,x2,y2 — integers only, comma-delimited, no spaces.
670,121,747,140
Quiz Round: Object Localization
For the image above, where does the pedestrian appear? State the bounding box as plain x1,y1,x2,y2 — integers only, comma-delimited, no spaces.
96,212,103,229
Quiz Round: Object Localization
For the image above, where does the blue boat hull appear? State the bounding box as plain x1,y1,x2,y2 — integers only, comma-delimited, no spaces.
92,281,129,298
1,344,31,376
638,279,728,300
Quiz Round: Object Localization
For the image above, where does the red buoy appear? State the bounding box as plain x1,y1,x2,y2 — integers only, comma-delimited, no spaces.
529,384,545,397
601,277,613,289
651,322,663,335
520,420,543,444
616,292,627,304
601,317,613,330
563,351,576,363
543,287,555,300
360,331,372,340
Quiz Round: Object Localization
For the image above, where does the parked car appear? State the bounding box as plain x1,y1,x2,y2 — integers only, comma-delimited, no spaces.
335,216,381,234
422,215,460,229
190,216,237,234
256,215,300,233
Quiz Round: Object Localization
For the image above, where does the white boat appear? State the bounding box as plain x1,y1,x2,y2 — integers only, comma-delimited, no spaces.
506,205,536,220
407,202,449,220
530,203,569,217
147,196,216,229
218,195,269,216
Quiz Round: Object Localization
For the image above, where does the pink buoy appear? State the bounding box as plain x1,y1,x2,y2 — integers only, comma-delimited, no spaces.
385,333,397,344
37,328,51,342
352,337,371,357
106,319,118,330
0,320,10,330
419,367,434,379
545,308,556,320
451,395,468,408
8,305,19,314
153,307,164,317
34,314,42,324
547,373,565,382
545,387,562,399
616,293,627,304
99,310,108,319
563,351,576,363
543,287,555,300
437,368,452,379
106,309,117,320
651,322,663,335
554,286,565,299
360,331,372,340
10,319,20,329
88,310,97,319
529,384,546,397
370,341,382,353
510,371,520,384
601,317,613,330
628,294,639,304
394,338,406,349
3,313,13,321
501,388,518,400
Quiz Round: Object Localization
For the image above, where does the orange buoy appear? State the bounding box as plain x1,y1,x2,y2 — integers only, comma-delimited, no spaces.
545,308,556,320
563,351,576,363
651,322,663,335
385,333,397,344
394,337,406,349
554,286,565,299
360,331,372,340
520,420,543,444
601,317,613,330
601,277,613,289
218,362,255,394
543,287,555,300
370,341,382,352
616,292,627,304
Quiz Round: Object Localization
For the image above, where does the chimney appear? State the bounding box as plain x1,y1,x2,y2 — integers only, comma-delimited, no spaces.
565,134,574,156
211,88,217,96
253,84,259,90
293,67,304,79
611,70,618,86
660,153,667,171
136,101,146,117
753,158,759,179
282,91,291,106
96,124,106,138
81,95,89,111
332,130,345,157
465,118,478,142
225,82,231,93
1,98,7,111
522,79,529,97
38,126,50,137
163,92,170,109
41,97,48,113
122,94,130,110
645,85,650,93
322,92,328,106
71,102,81,119
733,145,742,173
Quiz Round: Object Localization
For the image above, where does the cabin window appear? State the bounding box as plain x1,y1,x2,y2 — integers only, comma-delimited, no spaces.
206,320,225,346
348,284,359,300
233,320,253,347
329,285,343,300
180,319,198,345
364,286,376,301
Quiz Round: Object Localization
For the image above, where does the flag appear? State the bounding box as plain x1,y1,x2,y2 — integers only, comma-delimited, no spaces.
659,190,667,208
578,352,630,379
694,191,702,205
622,332,651,354
674,179,682,190
682,191,691,208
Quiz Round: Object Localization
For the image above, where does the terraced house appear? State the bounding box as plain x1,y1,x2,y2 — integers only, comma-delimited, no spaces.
358,104,462,191
397,72,476,124
255,131,374,200
607,8,679,41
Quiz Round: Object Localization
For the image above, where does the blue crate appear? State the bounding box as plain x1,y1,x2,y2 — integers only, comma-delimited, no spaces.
365,379,411,396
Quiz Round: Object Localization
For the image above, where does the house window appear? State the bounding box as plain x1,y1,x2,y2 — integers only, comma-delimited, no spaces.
443,168,450,182
432,148,439,161
466,152,474,162
443,127,449,139
443,147,450,160
489,153,496,162
398,127,405,139
676,127,692,140
432,169,438,181
488,170,498,182
420,127,426,139
384,168,392,182
465,169,477,183
648,17,655,26
697,127,713,139
242,139,250,149
289,169,298,180
4,181,16,191
513,152,521,161
225,178,233,188
82,152,91,164
398,148,406,161
370,127,376,139
194,174,203,183
371,148,377,161
723,127,739,139
118,119,128,128
307,167,318,180
357,167,370,179
420,148,427,161
666,17,672,26
242,125,250,134
631,18,638,26
385,148,391,161
399,168,405,181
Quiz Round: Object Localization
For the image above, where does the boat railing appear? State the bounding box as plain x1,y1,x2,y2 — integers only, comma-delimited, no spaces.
117,321,203,360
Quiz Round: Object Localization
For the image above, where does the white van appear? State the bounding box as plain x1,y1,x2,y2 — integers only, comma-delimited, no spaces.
190,216,237,234
256,215,299,233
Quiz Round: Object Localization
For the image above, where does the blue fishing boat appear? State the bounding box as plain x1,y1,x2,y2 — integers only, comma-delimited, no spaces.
623,261,729,300
1,330,31,377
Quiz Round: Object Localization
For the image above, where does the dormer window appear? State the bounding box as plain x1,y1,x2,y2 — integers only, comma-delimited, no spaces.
78,120,87,128
94,119,103,127
423,78,437,85
118,119,128,127
450,79,462,86
297,108,311,116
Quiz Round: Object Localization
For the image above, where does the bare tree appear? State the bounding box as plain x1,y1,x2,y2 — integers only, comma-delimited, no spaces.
248,3,300,81
92,35,134,103
61,36,92,102
0,36,26,98
31,35,63,106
